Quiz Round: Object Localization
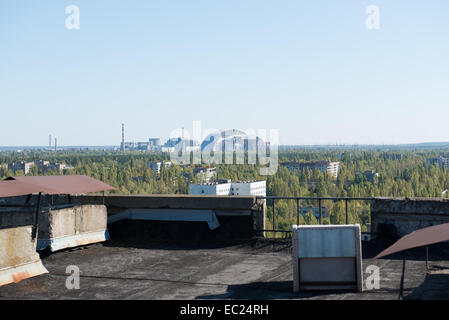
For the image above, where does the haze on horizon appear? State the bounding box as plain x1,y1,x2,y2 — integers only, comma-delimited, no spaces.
1,1,448,147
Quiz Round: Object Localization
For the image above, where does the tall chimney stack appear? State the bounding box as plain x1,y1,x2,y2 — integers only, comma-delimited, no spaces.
49,134,52,148
55,137,57,151
121,123,125,151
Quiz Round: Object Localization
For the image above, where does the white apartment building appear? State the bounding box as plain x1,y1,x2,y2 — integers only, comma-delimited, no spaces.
230,180,266,196
148,161,172,174
189,180,266,197
189,182,232,195
281,161,340,178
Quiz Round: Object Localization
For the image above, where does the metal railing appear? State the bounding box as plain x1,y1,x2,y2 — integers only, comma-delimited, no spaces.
255,196,374,236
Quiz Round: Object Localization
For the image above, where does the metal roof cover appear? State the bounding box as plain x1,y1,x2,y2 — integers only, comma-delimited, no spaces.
0,180,47,198
5,175,115,195
375,222,449,259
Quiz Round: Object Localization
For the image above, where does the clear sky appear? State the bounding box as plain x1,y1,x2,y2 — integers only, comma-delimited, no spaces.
1,1,448,146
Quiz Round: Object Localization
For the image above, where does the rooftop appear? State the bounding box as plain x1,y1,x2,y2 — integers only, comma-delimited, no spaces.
1,237,448,300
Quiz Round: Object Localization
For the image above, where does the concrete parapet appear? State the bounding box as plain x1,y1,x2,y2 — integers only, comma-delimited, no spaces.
2,194,266,240
371,197,449,239
37,204,109,251
0,225,48,287
73,194,262,211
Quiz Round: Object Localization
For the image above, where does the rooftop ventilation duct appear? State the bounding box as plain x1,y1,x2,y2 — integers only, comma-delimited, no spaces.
292,224,363,292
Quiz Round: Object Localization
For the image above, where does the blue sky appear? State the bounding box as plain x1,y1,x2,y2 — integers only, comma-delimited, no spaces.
1,1,448,146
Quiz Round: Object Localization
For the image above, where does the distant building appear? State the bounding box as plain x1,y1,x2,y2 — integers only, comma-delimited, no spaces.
137,142,151,151
7,160,73,175
355,170,379,183
193,167,216,183
200,129,268,153
384,153,403,161
426,156,449,169
122,142,137,151
299,206,328,219
161,138,200,153
148,138,161,151
7,161,34,175
230,180,266,197
281,161,340,178
189,180,266,197
148,161,172,174
43,162,73,173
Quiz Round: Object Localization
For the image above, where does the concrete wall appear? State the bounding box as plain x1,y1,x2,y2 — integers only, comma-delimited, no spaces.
0,226,39,270
37,204,108,251
39,205,107,239
0,224,47,287
371,197,449,239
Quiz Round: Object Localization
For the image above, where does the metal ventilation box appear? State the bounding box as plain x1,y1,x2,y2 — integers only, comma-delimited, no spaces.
292,224,363,292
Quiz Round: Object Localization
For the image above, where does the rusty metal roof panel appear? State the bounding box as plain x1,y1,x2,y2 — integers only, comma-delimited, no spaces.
375,222,449,259
6,175,115,195
0,180,47,198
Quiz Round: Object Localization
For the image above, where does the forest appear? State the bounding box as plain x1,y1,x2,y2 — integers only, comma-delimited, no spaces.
1,147,449,233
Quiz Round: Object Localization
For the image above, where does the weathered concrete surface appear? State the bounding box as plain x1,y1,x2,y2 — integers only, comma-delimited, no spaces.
0,204,108,252
371,197,449,239
407,268,449,300
0,239,447,300
0,226,48,287
37,205,108,252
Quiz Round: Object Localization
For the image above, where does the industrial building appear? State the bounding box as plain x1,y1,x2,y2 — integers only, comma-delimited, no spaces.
161,138,200,153
189,180,266,196
120,124,163,152
281,161,340,178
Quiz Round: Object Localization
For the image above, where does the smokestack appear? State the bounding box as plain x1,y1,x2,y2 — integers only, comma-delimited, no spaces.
121,123,125,151
49,135,52,148
55,137,57,151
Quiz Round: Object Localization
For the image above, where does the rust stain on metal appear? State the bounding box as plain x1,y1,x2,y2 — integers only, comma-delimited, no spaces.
4,175,115,195
375,222,449,259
